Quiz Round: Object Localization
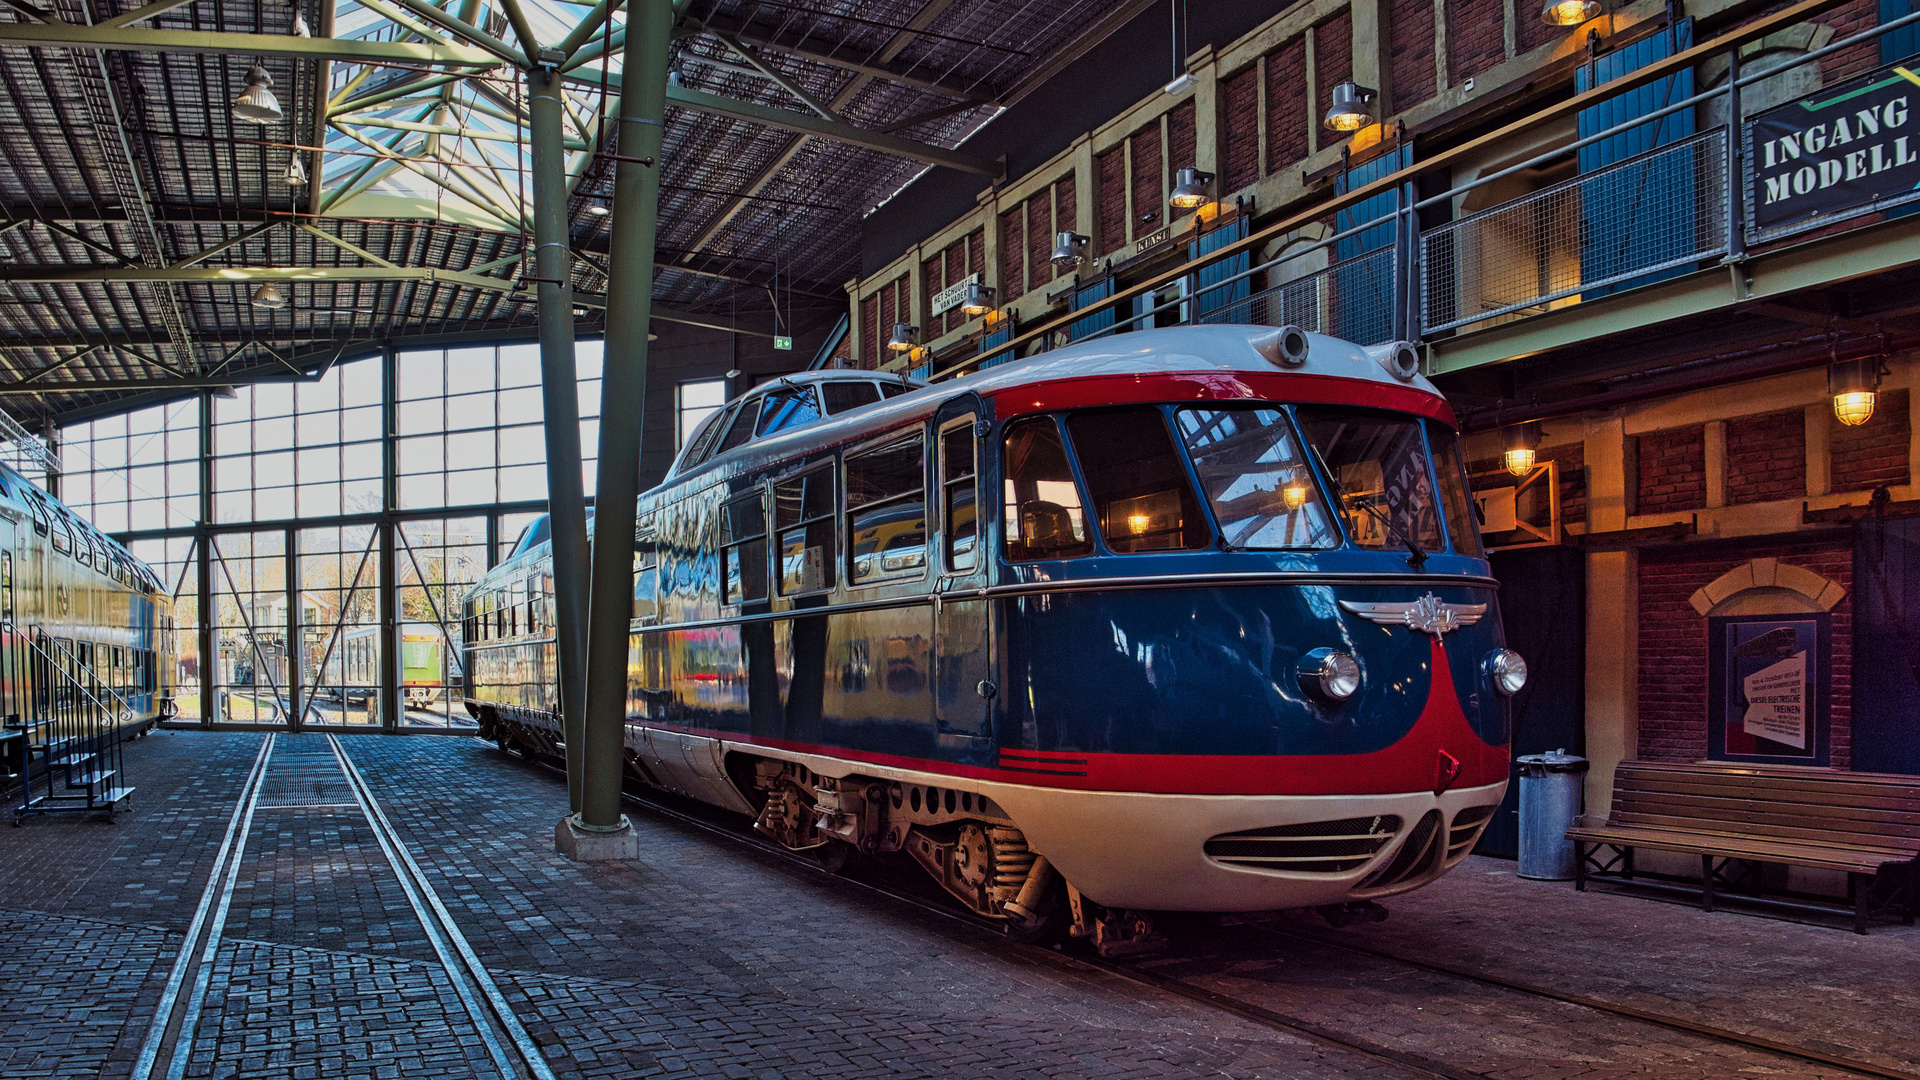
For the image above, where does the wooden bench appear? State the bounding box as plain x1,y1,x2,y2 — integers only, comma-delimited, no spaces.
1567,760,1920,933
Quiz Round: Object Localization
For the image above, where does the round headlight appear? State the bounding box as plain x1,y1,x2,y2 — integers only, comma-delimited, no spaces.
1487,649,1528,696
1299,648,1361,702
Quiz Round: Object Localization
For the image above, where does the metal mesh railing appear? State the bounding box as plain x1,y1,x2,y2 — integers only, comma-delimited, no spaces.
1421,129,1728,335
1198,245,1399,346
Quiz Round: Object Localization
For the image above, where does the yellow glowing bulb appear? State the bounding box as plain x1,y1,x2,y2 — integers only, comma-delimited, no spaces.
1834,390,1877,427
1504,447,1537,476
1282,483,1310,511
1169,191,1208,209
1126,513,1152,535
1541,0,1599,25
1325,111,1369,133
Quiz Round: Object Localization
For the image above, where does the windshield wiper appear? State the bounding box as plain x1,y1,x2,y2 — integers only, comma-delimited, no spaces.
1307,444,1429,570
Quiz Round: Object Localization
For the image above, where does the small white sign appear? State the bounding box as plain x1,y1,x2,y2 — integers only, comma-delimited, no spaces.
929,272,981,317
1742,651,1808,749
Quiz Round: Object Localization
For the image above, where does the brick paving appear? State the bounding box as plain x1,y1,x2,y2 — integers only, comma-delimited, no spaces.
0,728,1914,1079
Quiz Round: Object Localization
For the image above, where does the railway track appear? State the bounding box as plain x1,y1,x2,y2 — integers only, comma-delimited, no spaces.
559,757,1917,1080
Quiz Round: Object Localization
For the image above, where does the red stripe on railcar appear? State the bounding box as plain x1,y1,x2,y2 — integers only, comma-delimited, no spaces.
988,371,1457,427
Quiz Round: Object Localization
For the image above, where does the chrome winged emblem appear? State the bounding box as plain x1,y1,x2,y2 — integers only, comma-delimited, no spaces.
1340,593,1486,637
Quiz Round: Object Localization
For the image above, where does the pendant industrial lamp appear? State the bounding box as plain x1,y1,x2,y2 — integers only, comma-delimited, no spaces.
285,154,307,186
1322,81,1378,132
1049,231,1089,268
1170,167,1215,210
1829,357,1883,426
234,66,283,123
959,282,996,317
250,282,288,309
1541,0,1603,25
1502,422,1541,476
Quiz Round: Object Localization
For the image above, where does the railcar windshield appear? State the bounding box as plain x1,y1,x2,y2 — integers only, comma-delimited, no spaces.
1424,421,1484,558
1067,408,1210,552
1175,408,1338,550
1294,408,1444,554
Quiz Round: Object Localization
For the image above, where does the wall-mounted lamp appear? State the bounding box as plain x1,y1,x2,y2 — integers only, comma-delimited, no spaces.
1049,231,1089,268
959,282,996,317
1829,357,1883,426
887,323,919,352
250,282,288,309
1540,0,1603,25
1502,422,1541,476
233,66,283,123
1322,82,1377,133
1170,167,1215,210
285,155,307,186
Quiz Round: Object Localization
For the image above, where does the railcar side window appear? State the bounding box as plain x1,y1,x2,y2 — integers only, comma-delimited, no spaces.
2,551,11,621
1295,408,1445,554
845,437,927,585
756,385,822,437
682,404,732,467
1002,418,1092,561
1424,422,1486,558
1176,408,1337,549
721,489,770,603
633,534,657,620
940,422,978,572
880,381,913,398
1067,409,1209,553
713,404,760,457
525,575,542,634
775,466,835,595
821,381,881,414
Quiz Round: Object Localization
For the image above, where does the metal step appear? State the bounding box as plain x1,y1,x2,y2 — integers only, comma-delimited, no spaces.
67,770,115,788
98,786,133,805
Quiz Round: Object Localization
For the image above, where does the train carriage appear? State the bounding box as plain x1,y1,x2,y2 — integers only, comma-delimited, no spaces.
464,326,1524,954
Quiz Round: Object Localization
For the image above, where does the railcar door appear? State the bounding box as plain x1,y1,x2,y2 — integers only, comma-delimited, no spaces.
932,393,992,751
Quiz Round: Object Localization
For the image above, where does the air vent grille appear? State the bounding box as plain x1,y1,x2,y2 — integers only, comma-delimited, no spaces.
1357,809,1444,891
1203,815,1402,873
1447,804,1498,860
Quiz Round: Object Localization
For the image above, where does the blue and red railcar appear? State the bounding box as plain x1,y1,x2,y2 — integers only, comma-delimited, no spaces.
464,325,1523,952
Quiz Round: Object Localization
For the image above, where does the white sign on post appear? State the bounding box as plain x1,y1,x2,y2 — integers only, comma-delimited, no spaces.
1741,651,1808,749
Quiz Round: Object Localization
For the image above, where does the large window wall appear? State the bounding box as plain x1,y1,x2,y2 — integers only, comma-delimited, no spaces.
53,337,603,733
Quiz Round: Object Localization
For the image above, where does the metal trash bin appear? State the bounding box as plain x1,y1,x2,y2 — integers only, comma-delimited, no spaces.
1516,749,1589,880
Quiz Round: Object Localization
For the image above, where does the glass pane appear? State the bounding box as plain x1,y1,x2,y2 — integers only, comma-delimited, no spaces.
1295,408,1444,554
208,530,289,725
755,386,821,436
1176,408,1337,550
399,349,443,400
299,524,382,727
1002,418,1090,561
822,381,881,414
446,346,496,392
1067,409,1209,553
846,437,925,585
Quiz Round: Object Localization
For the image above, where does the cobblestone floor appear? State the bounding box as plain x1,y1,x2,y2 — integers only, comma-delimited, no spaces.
0,728,1914,1079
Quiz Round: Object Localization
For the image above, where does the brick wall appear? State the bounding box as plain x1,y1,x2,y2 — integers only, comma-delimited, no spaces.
1387,0,1437,112
1726,408,1809,505
1051,177,1076,283
1831,387,1911,492
1313,12,1354,131
1025,194,1050,300
1266,37,1308,174
1097,146,1126,256
1447,0,1507,85
1221,65,1260,192
859,294,879,368
1130,122,1163,238
1819,0,1880,82
1167,100,1196,184
1638,544,1853,768
1635,425,1707,514
1546,442,1588,526
999,207,1025,302
1515,0,1558,55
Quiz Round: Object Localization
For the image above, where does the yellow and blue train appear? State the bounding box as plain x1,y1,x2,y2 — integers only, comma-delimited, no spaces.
462,326,1523,952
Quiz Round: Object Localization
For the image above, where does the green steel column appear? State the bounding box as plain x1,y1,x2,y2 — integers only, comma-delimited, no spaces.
576,0,673,834
528,64,592,814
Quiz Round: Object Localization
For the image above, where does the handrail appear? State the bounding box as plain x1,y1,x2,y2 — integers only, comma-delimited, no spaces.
7,621,136,721
930,0,1852,381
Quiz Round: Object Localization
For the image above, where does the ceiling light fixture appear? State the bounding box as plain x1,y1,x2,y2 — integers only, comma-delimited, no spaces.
1502,422,1541,476
1540,0,1603,25
234,66,283,123
1830,357,1883,427
250,282,288,309
1322,81,1377,132
286,155,307,186
1169,167,1214,210
292,8,311,36
1049,231,1089,268
585,203,610,216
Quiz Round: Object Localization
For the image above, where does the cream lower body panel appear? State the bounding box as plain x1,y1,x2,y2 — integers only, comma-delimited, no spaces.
716,736,1507,913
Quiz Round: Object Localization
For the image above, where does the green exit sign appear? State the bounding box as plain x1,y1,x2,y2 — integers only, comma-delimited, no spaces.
773,335,793,351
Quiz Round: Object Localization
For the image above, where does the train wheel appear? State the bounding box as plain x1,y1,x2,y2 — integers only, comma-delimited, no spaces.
813,838,858,875
1004,883,1065,945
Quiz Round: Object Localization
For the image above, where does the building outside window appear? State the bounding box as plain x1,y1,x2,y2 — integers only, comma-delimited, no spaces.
677,378,729,450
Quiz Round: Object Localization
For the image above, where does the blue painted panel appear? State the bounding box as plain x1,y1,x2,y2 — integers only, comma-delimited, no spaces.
1575,19,1696,296
1191,216,1251,322
1332,146,1411,344
1885,0,1920,65
1068,276,1116,340
976,322,1016,367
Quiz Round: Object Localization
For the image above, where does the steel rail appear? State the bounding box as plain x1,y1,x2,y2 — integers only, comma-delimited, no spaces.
129,732,276,1080
327,734,557,1080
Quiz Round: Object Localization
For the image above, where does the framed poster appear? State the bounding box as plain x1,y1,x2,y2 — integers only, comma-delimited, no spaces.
1706,614,1831,765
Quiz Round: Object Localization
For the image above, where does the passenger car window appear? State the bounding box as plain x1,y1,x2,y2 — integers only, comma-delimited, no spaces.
940,421,978,572
713,403,759,456
1295,408,1444,554
1176,408,1337,549
775,466,836,594
822,381,882,414
880,382,913,398
1002,417,1091,561
756,385,822,437
720,489,769,603
845,437,926,585
1067,408,1209,553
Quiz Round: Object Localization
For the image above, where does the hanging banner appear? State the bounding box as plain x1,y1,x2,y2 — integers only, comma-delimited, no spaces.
1749,64,1920,230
